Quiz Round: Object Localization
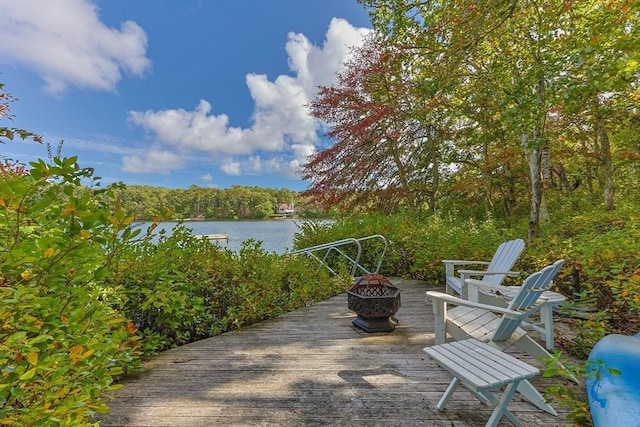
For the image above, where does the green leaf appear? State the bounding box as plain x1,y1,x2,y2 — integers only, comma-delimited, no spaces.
19,368,36,381
607,368,622,376
108,367,124,376
6,332,27,346
29,168,42,180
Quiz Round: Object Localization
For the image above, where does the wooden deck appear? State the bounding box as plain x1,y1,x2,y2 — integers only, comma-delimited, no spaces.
96,279,577,426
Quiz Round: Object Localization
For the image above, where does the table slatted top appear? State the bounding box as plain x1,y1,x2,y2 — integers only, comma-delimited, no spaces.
423,339,539,389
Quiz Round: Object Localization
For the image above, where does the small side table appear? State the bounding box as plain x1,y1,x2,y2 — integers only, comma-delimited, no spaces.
424,339,545,427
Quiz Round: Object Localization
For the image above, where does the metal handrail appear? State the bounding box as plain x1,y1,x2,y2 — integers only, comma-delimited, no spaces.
290,234,388,277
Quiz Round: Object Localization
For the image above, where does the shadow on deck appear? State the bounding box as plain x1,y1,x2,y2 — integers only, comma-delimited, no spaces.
96,278,577,426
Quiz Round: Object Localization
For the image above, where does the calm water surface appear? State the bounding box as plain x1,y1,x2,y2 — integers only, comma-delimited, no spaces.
135,219,304,254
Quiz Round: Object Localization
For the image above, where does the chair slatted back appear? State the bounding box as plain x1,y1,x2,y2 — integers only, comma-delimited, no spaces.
483,239,526,286
492,260,564,342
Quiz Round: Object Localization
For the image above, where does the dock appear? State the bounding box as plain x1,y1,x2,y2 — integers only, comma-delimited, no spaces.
95,278,579,426
195,233,228,241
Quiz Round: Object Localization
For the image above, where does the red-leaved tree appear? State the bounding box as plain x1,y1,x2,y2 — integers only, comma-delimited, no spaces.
302,35,446,213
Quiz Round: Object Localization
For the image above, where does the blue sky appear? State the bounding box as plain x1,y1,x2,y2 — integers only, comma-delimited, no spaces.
0,0,371,191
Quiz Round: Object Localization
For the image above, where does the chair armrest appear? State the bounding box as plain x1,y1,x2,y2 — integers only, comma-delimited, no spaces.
442,260,491,266
457,269,519,276
464,278,514,293
464,279,513,302
456,270,519,300
426,291,524,320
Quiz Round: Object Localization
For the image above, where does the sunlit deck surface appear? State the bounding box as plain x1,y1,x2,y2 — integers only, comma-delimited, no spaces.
97,278,577,426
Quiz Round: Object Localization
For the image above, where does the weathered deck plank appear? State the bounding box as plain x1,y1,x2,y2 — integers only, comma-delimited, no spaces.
96,278,577,426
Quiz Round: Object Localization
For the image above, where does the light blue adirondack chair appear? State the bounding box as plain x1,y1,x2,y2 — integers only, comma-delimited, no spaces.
426,260,565,416
442,238,525,299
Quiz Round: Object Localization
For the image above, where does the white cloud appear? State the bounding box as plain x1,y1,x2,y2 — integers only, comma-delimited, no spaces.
200,173,213,183
287,18,370,95
127,18,370,179
248,156,263,173
221,161,241,176
128,100,249,154
0,0,151,95
122,150,184,173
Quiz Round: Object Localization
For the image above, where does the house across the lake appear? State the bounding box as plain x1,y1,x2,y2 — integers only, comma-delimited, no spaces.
277,203,295,217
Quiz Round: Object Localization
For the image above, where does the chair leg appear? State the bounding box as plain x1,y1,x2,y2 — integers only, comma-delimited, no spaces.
516,379,558,416
540,304,554,351
432,299,447,345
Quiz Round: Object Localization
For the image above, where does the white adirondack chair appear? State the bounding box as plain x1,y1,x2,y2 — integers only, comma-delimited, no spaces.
442,238,525,299
426,260,565,415
469,279,567,352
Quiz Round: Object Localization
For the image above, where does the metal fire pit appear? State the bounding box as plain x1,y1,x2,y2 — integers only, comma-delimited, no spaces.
347,274,401,332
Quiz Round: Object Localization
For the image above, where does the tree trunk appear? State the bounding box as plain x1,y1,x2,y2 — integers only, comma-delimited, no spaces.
503,162,517,216
541,139,552,190
528,145,543,242
390,138,416,209
523,133,543,243
429,138,440,212
585,161,594,194
595,106,615,210
525,77,547,242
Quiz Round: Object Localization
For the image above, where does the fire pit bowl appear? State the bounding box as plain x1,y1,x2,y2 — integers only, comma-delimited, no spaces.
347,274,401,332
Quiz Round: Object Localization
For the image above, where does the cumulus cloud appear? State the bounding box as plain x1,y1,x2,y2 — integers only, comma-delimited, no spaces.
127,18,370,179
0,0,151,95
122,150,184,173
221,161,242,176
287,17,370,94
128,100,249,154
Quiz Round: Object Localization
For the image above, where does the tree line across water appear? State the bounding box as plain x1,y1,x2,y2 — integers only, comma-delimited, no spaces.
115,185,330,220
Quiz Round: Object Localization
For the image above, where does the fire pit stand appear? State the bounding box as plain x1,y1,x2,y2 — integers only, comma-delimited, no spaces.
347,274,401,332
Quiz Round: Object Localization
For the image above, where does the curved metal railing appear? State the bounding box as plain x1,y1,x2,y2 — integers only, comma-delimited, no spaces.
289,234,388,277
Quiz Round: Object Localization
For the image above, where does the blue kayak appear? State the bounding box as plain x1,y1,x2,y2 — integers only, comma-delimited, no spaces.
587,333,640,427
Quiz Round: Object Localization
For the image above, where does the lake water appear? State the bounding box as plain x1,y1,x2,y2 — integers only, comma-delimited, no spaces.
134,219,305,254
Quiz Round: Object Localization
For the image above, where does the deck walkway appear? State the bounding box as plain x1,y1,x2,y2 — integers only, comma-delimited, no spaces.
96,279,577,426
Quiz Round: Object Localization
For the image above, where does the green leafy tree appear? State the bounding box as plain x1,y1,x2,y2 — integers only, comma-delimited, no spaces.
254,200,275,219
361,0,639,237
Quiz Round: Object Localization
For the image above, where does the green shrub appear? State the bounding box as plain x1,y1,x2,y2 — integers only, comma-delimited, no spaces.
0,158,142,426
525,208,640,332
294,212,519,284
295,207,640,344
107,226,351,354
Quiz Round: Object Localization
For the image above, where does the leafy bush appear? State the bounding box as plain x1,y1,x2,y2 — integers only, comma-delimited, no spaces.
542,354,595,427
526,208,640,334
106,225,351,354
0,158,142,426
295,207,640,342
295,212,519,283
